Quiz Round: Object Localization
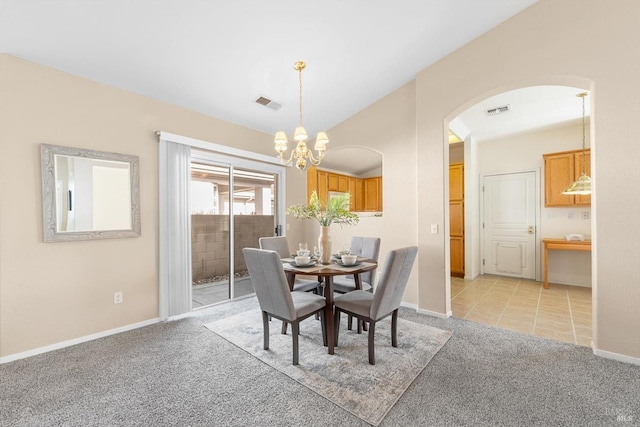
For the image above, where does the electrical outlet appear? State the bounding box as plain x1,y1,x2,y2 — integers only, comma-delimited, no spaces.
114,291,123,304
567,212,574,220
582,211,590,220
431,224,438,234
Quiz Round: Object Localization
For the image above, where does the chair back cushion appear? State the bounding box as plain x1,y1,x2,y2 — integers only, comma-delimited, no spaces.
370,246,418,320
242,248,296,320
350,236,381,285
258,236,290,258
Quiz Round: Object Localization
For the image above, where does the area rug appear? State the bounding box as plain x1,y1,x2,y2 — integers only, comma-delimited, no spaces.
204,309,452,426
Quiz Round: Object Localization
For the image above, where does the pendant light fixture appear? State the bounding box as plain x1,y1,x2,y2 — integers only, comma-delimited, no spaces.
274,61,328,171
562,92,591,195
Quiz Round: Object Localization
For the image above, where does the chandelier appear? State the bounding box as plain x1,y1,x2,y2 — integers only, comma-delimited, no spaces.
274,61,329,171
562,92,591,195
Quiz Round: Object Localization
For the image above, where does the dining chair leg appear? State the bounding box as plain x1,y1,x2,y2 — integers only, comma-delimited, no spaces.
314,283,321,320
391,309,398,347
282,321,288,335
334,310,341,346
368,321,376,365
357,318,363,334
320,310,327,346
292,321,300,365
262,311,270,350
348,315,353,330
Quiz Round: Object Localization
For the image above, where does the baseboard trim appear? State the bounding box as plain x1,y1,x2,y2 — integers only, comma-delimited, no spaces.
415,307,450,319
400,301,418,310
0,317,161,365
593,347,640,366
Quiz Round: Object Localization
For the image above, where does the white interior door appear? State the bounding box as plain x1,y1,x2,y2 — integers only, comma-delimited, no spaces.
482,171,537,279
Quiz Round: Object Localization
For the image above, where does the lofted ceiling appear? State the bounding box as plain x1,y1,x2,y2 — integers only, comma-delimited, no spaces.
4,1,589,176
0,0,537,142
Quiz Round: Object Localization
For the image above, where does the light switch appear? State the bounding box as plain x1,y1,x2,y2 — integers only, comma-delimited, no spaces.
431,224,438,234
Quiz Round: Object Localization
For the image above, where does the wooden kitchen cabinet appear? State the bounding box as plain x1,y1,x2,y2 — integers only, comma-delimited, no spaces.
338,175,349,192
449,162,464,277
307,166,329,206
543,148,590,207
354,179,364,211
328,173,339,191
363,177,382,212
307,167,380,212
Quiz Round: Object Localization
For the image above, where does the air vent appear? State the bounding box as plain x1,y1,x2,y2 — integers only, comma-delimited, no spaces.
485,104,510,116
254,95,282,111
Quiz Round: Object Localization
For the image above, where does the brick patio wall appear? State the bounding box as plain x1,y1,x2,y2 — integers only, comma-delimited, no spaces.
191,214,275,282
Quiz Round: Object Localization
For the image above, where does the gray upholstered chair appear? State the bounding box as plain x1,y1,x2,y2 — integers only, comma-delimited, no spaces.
332,236,381,294
332,236,381,331
333,246,418,365
258,236,320,293
242,248,327,365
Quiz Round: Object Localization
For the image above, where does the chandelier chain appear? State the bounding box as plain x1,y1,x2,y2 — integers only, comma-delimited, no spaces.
298,66,303,127
579,92,587,176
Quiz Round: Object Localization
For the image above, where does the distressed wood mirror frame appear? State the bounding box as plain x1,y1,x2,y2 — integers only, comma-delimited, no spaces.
41,143,141,242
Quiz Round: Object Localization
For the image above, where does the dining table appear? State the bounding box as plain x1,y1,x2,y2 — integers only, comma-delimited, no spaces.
281,257,378,355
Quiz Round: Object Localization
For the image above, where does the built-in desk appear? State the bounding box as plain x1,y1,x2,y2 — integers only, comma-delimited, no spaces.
542,238,592,289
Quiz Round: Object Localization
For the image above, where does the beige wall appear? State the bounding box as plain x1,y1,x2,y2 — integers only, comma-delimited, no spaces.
298,81,419,306
0,54,306,357
413,0,639,358
2,0,639,362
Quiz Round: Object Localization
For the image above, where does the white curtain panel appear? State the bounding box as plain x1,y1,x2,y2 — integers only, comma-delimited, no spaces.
159,138,192,320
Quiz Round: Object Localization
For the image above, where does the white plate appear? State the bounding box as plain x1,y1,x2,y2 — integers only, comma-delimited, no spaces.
290,261,317,268
335,260,362,267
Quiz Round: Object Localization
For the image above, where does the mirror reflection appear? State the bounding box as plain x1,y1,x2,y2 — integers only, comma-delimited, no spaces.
41,144,140,242
55,155,132,232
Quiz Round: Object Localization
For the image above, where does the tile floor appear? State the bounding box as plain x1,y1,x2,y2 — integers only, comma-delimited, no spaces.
451,275,592,347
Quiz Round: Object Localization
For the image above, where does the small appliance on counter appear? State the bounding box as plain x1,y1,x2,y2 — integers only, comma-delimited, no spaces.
564,233,586,241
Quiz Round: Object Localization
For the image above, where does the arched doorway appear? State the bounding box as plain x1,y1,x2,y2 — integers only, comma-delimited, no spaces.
445,83,595,347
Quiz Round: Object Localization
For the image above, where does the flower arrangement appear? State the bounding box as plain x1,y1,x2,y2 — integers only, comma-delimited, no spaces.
286,190,359,227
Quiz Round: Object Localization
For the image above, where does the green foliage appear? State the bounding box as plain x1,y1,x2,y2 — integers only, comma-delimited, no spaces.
286,190,359,227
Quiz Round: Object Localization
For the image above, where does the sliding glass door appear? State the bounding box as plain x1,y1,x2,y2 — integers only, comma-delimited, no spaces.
190,150,284,308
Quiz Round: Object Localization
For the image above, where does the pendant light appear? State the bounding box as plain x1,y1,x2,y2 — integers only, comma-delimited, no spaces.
274,61,328,171
562,92,591,195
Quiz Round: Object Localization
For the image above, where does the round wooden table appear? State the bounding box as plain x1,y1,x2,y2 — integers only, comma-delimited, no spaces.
282,259,378,355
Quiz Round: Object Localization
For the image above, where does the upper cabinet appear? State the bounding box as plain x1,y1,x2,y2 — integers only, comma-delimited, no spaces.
307,167,381,212
363,177,382,212
543,148,591,207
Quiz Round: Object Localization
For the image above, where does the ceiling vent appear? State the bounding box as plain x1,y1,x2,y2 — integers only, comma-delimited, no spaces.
485,104,510,116
254,95,282,111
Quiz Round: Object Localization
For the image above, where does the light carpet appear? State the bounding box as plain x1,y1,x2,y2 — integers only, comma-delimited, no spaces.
204,309,451,426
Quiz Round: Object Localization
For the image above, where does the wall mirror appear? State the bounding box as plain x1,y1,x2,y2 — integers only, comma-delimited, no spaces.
41,144,141,242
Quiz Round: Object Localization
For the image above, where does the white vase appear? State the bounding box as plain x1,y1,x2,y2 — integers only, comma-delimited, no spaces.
318,225,332,264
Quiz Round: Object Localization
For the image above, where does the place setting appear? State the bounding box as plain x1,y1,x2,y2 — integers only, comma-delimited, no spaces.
282,243,322,270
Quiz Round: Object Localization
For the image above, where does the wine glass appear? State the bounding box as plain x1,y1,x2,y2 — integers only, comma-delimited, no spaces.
298,243,309,256
314,246,323,265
